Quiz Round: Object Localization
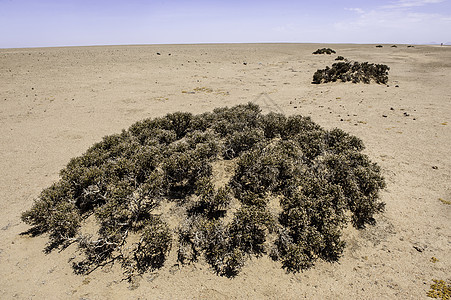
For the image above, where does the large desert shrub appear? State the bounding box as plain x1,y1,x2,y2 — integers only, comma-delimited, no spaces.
313,48,336,54
312,61,390,84
22,103,385,278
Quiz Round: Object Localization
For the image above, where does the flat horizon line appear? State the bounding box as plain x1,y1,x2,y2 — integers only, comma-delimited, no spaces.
2,41,446,50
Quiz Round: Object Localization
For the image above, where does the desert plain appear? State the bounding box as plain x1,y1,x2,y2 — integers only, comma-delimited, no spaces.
0,43,450,299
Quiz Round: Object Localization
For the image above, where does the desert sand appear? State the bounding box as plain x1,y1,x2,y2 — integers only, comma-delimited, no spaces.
0,43,450,299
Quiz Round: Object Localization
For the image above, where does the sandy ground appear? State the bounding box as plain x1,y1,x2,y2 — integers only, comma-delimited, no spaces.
0,43,450,299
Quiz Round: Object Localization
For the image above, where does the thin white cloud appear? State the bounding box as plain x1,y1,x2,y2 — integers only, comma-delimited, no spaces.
335,0,450,43
345,7,365,14
382,0,444,9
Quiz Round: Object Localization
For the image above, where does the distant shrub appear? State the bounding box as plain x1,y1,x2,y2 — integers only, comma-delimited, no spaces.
22,103,385,278
312,61,390,84
376,45,383,48
335,56,345,61
313,48,336,54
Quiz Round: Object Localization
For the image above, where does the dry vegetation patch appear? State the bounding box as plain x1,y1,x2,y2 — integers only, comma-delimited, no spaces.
313,48,336,54
312,61,390,84
22,103,385,278
427,279,451,299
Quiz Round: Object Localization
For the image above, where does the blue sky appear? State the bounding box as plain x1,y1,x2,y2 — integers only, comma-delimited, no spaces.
0,0,450,48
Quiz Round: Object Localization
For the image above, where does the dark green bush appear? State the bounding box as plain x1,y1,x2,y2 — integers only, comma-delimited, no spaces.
312,61,390,84
162,151,212,197
177,206,274,276
228,206,275,255
260,112,286,138
313,48,336,54
223,128,266,159
22,181,74,234
132,218,172,272
164,111,193,139
22,103,385,278
177,216,230,266
189,178,231,218
276,182,347,272
212,102,261,137
230,140,304,203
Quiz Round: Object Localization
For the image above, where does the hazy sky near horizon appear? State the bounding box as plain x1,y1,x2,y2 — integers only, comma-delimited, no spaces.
0,0,450,48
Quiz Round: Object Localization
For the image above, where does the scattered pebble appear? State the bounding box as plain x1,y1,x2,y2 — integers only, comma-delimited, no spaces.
1,223,12,230
413,245,425,252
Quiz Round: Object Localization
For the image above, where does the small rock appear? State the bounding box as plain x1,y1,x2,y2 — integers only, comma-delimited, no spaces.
243,62,247,65
395,85,399,87
147,273,159,282
169,264,179,275
1,223,11,230
156,52,161,55
382,115,387,118
390,107,394,110
432,166,438,170
413,245,425,252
